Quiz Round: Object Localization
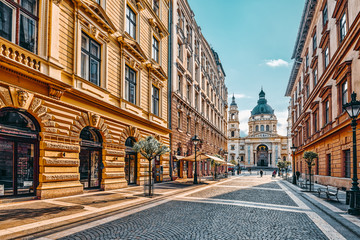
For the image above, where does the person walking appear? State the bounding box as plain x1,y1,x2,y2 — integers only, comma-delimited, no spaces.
272,170,276,178
260,169,263,177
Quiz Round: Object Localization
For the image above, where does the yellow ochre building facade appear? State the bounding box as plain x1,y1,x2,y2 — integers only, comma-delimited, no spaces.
0,0,170,199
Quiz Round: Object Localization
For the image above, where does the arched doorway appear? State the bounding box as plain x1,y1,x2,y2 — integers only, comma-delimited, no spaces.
79,127,102,189
125,137,137,185
257,145,268,166
0,108,39,196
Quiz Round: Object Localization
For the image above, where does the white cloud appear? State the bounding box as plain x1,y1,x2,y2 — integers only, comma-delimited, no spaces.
229,94,251,99
265,59,290,67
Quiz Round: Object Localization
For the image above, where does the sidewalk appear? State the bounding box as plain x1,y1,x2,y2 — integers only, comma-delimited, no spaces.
281,178,360,238
0,176,232,240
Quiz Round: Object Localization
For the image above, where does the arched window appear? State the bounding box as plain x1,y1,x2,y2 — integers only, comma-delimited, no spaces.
266,125,269,131
231,131,235,137
283,156,286,161
260,125,264,131
256,125,259,131
125,137,136,148
231,113,235,120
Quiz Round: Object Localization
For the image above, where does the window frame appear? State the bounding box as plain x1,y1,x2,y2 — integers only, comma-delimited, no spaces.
126,5,136,39
81,32,101,86
322,2,328,28
152,85,160,116
152,36,159,62
125,65,137,105
153,0,159,16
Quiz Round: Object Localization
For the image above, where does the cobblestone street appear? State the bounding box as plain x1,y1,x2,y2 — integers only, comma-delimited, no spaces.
27,173,359,240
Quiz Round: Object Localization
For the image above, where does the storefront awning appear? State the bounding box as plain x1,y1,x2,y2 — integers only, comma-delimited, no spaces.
181,152,209,162
203,154,226,164
227,163,235,166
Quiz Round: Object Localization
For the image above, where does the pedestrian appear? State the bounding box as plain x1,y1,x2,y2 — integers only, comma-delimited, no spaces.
260,169,263,177
272,170,276,178
296,171,301,180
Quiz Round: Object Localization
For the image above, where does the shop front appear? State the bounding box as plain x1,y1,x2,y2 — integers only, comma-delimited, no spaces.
79,127,102,189
0,108,39,197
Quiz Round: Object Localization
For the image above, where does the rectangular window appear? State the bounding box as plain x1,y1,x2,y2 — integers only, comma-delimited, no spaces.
186,117,190,133
306,84,309,99
323,3,328,27
0,0,38,53
324,47,329,68
126,5,136,39
344,150,351,178
231,145,235,150
81,33,101,86
177,111,181,128
177,75,182,94
153,0,159,15
187,84,190,101
340,13,347,42
305,54,309,69
314,111,318,132
152,85,159,116
313,68,318,86
178,43,182,60
125,65,136,104
327,154,331,176
313,32,317,52
152,37,159,62
342,81,348,107
325,100,329,124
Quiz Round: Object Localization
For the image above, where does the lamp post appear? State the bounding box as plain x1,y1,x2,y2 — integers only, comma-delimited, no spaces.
224,150,228,177
343,92,360,215
291,144,297,185
191,135,201,184
277,157,281,176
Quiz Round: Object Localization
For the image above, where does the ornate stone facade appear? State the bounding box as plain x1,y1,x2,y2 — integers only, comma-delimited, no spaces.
228,90,288,168
0,0,170,199
169,0,228,178
286,0,360,189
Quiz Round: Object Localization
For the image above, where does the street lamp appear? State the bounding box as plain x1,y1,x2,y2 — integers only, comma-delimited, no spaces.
291,144,297,185
191,135,201,184
343,92,360,215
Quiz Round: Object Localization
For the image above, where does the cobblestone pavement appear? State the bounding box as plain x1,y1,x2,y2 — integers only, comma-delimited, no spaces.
37,173,359,240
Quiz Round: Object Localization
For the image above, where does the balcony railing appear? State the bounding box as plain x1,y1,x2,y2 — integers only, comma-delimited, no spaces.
0,38,41,71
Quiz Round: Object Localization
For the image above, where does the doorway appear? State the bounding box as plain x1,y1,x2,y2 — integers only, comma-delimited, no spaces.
79,127,102,189
257,145,269,167
0,109,39,197
125,153,137,184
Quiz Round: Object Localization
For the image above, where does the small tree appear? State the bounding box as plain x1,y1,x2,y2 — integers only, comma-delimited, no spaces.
211,159,221,179
133,136,169,196
303,151,318,191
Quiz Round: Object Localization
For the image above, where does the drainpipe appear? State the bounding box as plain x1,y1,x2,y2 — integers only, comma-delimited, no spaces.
168,0,173,179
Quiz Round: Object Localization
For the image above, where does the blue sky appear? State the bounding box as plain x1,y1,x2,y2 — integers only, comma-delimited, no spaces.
188,0,305,136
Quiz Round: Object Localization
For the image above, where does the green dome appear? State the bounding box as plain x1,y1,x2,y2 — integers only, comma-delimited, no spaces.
251,90,274,116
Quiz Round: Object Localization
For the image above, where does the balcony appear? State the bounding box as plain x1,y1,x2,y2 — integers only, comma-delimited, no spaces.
0,38,42,72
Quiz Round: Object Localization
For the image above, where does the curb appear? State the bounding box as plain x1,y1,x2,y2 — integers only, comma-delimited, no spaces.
282,180,360,238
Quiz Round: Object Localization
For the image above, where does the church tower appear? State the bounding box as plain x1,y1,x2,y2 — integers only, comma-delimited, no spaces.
228,95,240,163
228,94,240,138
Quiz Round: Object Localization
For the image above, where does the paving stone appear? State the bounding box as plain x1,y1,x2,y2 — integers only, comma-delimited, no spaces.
60,200,326,240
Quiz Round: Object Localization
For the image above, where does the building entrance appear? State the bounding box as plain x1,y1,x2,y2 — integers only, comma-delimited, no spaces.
125,137,138,185
257,145,268,167
79,127,102,189
125,153,137,184
0,108,39,196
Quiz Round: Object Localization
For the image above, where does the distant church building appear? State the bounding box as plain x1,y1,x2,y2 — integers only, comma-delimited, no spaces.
228,89,289,168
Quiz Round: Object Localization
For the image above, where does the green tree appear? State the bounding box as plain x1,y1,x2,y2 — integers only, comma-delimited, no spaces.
277,160,291,177
303,151,318,191
133,136,169,196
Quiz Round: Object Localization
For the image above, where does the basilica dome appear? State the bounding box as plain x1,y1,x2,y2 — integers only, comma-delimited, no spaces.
251,89,274,116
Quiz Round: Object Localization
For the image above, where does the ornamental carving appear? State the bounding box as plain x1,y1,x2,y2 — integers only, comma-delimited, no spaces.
49,86,64,100
0,86,12,106
91,114,100,127
16,89,29,107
